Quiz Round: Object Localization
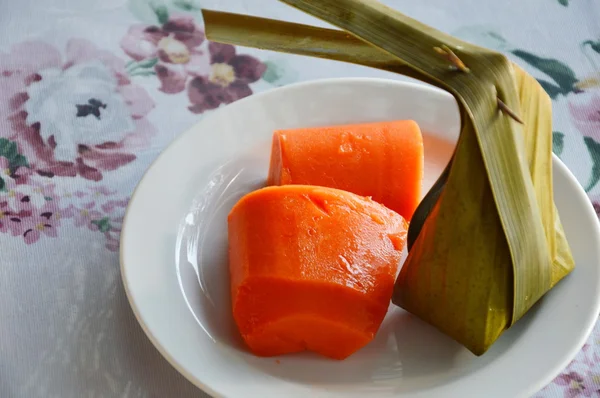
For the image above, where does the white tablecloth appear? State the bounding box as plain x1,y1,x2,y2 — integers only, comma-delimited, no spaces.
1,0,599,396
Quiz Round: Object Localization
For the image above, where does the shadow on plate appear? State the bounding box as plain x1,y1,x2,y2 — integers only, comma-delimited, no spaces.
239,305,537,394
175,153,267,350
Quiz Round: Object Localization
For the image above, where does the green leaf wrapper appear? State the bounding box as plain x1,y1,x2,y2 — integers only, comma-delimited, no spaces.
203,0,575,355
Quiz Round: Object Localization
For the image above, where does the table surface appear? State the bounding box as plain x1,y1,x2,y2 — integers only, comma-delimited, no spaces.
1,0,600,397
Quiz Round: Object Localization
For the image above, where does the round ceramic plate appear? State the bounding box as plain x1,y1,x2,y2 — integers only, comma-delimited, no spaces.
121,78,600,398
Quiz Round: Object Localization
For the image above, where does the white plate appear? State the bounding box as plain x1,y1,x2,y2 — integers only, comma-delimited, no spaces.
121,78,600,398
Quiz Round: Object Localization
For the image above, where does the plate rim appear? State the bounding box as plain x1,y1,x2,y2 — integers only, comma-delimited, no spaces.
515,156,600,397
120,77,600,398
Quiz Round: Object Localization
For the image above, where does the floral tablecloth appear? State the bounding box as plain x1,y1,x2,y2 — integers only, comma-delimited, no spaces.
1,0,599,397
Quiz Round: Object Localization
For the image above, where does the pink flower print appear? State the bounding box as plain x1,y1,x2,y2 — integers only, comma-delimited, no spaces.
120,15,210,94
105,238,120,252
555,372,585,398
1,213,28,238
88,214,122,252
58,185,127,252
102,216,123,252
0,39,156,181
0,180,71,243
187,42,266,114
90,186,117,196
556,372,584,386
58,204,76,220
3,212,30,237
101,198,129,213
580,373,600,396
20,212,59,244
74,201,103,230
5,183,58,213
154,63,189,94
121,16,204,62
120,25,162,62
0,190,35,237
552,368,600,398
569,94,600,141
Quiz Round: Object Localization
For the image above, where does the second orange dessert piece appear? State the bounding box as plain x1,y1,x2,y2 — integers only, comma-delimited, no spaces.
267,120,424,220
228,185,408,359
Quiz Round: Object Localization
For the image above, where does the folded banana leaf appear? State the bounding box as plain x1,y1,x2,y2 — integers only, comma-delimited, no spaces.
203,0,575,355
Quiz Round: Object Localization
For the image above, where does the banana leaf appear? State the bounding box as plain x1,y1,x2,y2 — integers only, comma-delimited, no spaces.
202,0,575,355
